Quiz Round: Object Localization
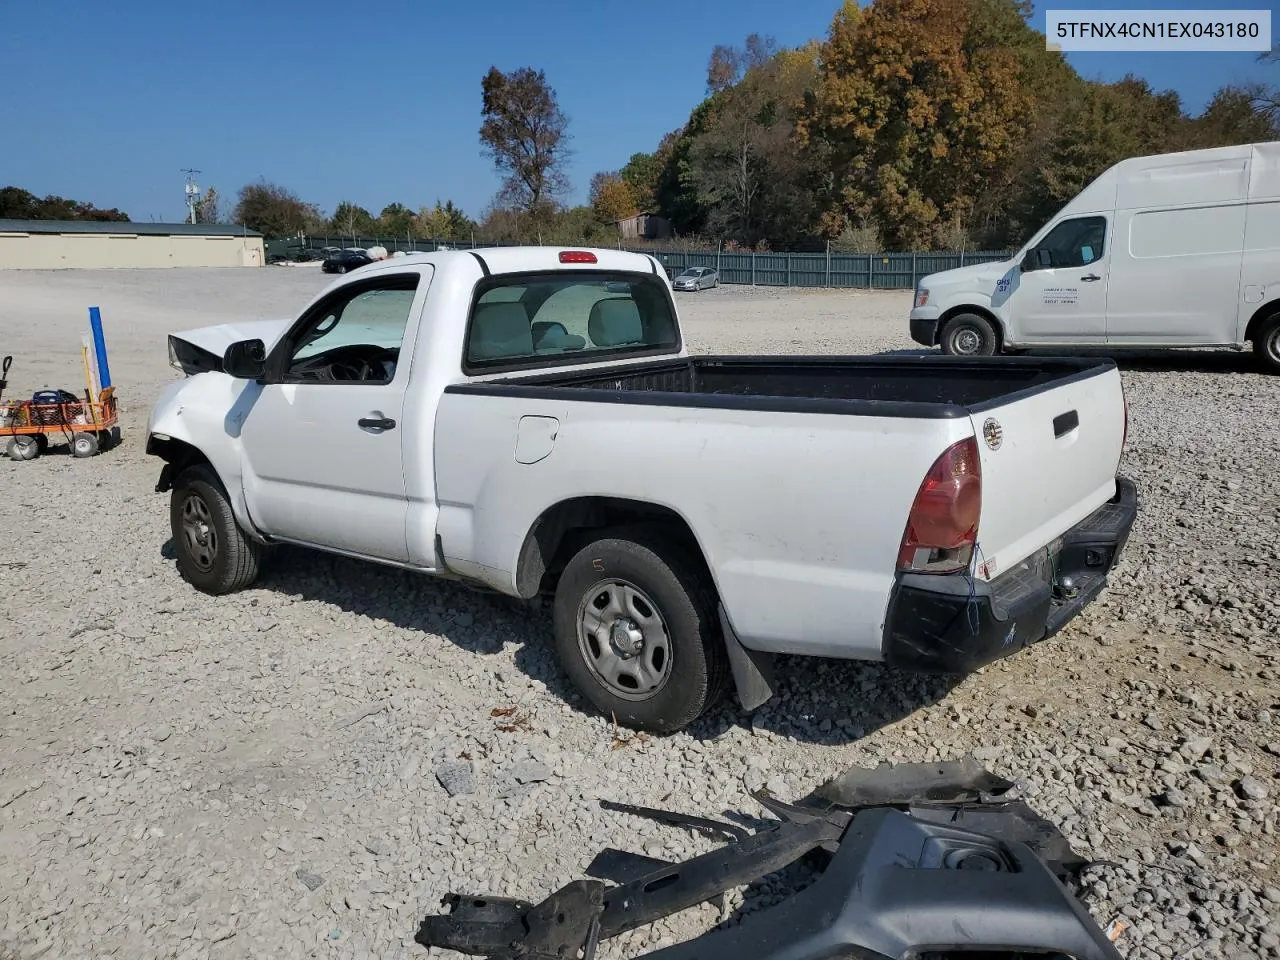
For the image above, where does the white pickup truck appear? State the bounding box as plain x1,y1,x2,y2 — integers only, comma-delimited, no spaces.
147,247,1138,733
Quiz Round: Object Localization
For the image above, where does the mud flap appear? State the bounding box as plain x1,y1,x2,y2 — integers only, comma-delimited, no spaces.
719,604,775,712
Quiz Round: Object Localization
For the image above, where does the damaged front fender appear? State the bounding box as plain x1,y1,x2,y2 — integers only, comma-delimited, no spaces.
146,373,261,538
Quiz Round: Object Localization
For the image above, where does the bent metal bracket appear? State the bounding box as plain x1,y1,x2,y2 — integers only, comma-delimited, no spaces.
415,756,1123,960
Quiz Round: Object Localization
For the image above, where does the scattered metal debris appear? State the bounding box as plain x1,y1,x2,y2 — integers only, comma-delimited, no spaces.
415,757,1122,960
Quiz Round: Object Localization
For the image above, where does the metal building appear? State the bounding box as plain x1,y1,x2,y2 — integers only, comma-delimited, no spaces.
0,219,265,269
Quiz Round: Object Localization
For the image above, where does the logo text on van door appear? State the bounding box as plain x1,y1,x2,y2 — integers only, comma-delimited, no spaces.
1042,287,1079,306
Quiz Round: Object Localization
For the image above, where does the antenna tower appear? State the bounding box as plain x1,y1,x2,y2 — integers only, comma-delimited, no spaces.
182,168,203,224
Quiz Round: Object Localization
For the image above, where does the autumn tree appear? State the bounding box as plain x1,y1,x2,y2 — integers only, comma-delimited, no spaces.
800,0,1036,248
622,0,1280,250
1219,83,1280,135
589,172,637,223
706,34,778,92
479,66,571,215
193,186,222,224
996,77,1189,245
619,152,663,212
688,43,821,246
232,181,322,236
330,201,376,238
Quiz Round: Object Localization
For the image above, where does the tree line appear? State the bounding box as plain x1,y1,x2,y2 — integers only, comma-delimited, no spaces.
215,182,478,243
0,186,129,222
8,0,1279,251
441,0,1280,251
589,0,1280,251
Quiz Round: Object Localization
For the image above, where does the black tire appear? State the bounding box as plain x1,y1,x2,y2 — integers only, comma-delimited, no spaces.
97,426,121,452
1254,314,1280,373
6,436,39,461
70,432,99,458
552,530,727,734
939,312,999,356
337,265,347,274
170,464,262,595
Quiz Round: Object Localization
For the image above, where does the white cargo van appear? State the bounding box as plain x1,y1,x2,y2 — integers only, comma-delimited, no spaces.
910,141,1280,371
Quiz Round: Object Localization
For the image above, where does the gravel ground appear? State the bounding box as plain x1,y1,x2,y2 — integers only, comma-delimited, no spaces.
0,266,1277,960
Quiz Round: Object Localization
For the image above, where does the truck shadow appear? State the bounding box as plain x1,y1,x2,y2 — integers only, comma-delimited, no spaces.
162,540,961,745
246,543,586,704
686,657,961,746
876,345,1264,374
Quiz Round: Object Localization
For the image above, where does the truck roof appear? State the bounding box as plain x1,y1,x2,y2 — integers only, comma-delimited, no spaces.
361,246,666,279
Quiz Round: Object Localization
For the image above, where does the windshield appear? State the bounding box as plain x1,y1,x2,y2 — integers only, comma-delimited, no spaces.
677,268,700,278
466,272,680,368
294,287,415,359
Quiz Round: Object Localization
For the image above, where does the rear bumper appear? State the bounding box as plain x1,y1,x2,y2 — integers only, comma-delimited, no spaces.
883,475,1138,673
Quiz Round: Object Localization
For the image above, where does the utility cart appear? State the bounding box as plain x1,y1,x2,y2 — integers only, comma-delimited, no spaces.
2,387,120,461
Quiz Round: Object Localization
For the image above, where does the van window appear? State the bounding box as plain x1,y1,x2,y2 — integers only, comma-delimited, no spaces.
1130,205,1246,258
1034,216,1107,269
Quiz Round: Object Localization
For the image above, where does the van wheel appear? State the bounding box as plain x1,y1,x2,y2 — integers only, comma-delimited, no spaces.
940,313,999,356
552,530,727,734
170,464,262,595
1254,314,1280,373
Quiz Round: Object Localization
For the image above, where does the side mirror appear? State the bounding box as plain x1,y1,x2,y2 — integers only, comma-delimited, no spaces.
1020,250,1037,272
222,339,267,379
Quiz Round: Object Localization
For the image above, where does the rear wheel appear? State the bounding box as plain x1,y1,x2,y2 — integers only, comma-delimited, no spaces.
170,464,262,595
70,432,99,458
1254,314,1280,373
939,313,999,357
552,530,727,734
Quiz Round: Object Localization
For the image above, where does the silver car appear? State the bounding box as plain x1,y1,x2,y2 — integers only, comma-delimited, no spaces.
672,266,720,291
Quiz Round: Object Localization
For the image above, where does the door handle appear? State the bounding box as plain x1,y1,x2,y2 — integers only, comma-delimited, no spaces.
358,416,396,431
1081,274,1101,282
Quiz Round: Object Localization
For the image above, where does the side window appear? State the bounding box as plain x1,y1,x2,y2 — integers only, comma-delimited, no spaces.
1034,216,1107,269
282,274,420,384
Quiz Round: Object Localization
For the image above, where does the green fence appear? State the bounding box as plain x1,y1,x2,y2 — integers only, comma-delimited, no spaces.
267,236,1013,291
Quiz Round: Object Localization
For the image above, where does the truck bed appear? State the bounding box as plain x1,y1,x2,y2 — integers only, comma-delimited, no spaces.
450,354,1114,417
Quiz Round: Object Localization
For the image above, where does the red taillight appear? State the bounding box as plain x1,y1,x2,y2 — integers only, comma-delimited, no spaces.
559,250,597,264
897,436,982,575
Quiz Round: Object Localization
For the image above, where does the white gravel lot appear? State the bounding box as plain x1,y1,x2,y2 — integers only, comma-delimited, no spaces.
0,266,1278,960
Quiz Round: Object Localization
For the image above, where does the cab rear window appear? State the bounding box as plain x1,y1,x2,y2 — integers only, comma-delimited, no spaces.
465,272,680,369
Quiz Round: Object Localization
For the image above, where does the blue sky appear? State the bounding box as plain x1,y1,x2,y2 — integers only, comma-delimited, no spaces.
0,0,1275,223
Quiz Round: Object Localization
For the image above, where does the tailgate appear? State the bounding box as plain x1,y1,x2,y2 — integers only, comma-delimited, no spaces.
969,365,1125,581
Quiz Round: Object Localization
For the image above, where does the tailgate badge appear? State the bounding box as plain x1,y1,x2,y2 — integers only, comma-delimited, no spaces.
982,417,1004,451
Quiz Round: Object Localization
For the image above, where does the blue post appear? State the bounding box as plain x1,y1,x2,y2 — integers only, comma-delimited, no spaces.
88,306,112,391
